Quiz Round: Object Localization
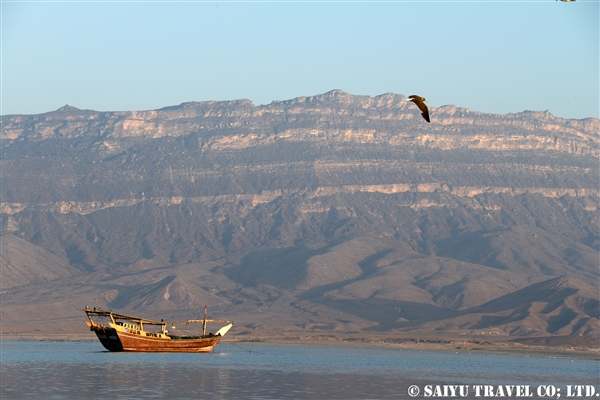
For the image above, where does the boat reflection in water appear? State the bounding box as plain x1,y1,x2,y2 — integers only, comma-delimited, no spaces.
82,305,233,353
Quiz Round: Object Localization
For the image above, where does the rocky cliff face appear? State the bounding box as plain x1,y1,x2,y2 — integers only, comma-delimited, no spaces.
1,90,598,338
3,90,597,152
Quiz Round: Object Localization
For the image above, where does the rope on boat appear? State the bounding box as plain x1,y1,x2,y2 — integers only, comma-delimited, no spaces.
226,342,267,354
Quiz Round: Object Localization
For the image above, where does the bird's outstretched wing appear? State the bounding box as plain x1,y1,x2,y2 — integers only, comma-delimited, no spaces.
408,95,430,123
420,106,430,123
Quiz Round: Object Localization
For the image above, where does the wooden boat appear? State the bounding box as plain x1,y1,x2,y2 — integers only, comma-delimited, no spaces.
82,306,233,352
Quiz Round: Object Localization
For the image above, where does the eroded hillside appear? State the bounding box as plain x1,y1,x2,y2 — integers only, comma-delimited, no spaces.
1,90,598,338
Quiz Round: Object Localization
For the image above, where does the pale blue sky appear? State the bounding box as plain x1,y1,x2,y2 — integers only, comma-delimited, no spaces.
1,1,598,119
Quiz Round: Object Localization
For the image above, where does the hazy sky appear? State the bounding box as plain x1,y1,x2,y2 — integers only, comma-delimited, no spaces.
2,1,598,119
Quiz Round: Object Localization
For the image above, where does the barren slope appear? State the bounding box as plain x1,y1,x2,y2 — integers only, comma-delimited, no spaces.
1,91,598,338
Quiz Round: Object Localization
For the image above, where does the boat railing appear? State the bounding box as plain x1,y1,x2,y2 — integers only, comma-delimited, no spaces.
81,307,233,335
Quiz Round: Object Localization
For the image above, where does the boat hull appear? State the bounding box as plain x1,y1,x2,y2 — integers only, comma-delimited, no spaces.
91,326,222,353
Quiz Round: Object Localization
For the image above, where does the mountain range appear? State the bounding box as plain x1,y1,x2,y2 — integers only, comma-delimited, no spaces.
1,90,598,339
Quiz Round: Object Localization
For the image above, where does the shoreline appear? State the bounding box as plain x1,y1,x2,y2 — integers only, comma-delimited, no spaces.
2,333,598,360
230,337,600,360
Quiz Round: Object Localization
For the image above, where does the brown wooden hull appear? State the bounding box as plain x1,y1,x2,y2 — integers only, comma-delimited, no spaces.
92,326,222,352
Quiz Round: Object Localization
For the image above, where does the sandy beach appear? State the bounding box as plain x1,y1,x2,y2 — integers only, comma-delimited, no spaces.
230,336,600,360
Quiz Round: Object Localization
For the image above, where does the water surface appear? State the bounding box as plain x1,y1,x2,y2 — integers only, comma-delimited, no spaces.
1,341,598,399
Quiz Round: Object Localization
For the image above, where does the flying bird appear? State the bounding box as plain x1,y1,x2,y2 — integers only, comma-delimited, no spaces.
408,95,430,123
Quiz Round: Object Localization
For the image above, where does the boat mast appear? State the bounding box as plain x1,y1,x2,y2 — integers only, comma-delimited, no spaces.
203,305,207,336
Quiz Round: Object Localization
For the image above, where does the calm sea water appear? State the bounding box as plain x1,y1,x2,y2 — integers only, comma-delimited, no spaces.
1,341,598,399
